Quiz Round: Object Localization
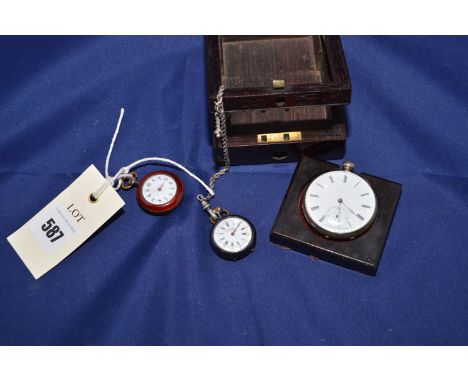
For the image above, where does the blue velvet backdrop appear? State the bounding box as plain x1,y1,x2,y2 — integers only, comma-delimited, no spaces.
0,36,467,345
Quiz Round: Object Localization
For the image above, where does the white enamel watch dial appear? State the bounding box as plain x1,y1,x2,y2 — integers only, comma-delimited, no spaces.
137,170,184,214
302,162,378,239
211,215,256,260
142,174,178,205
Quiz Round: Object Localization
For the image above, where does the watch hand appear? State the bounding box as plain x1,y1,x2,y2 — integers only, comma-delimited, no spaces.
341,201,357,216
336,198,344,220
157,179,166,191
231,221,242,235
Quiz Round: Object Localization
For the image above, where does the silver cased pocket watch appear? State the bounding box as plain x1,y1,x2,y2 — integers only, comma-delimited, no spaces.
301,161,378,240
210,211,256,261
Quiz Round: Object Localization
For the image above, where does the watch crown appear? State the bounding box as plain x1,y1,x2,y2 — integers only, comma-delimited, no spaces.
342,160,355,172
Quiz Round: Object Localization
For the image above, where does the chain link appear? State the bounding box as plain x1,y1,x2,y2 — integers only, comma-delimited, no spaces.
197,85,230,203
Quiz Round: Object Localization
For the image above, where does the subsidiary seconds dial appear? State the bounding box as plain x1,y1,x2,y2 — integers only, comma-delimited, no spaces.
302,161,378,239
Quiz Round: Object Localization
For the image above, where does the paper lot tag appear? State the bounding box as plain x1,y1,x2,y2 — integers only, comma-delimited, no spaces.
7,165,125,279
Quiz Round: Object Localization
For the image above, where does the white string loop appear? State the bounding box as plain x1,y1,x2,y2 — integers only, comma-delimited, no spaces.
91,108,214,200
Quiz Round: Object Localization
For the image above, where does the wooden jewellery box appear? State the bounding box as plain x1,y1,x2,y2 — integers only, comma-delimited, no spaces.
205,36,352,165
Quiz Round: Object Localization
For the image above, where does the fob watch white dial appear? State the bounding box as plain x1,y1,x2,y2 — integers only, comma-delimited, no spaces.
136,170,184,214
210,214,256,261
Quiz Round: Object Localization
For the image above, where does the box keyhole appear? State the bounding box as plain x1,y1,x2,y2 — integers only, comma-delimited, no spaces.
275,97,286,107
272,151,289,161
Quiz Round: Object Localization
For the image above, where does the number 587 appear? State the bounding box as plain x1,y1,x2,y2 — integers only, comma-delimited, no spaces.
42,218,64,243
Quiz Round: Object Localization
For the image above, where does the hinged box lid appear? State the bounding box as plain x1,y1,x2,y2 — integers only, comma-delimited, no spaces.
206,36,351,112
